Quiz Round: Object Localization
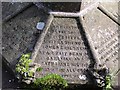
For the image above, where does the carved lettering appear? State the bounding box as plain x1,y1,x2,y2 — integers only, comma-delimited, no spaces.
34,17,91,83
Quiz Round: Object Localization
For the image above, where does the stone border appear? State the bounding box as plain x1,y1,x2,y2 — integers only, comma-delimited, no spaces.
118,1,120,88
0,1,2,89
31,2,102,70
98,3,120,26
31,15,54,62
1,1,119,88
1,0,119,2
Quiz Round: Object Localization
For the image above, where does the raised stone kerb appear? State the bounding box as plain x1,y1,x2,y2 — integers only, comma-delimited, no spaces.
30,2,101,84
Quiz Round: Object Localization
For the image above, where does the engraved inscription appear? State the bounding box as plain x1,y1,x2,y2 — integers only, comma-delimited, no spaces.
81,8,119,73
34,18,91,83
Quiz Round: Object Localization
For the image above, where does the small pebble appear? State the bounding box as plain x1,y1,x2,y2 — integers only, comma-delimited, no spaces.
5,71,7,73
36,22,45,30
79,75,86,80
2,47,5,50
97,79,101,83
8,80,12,83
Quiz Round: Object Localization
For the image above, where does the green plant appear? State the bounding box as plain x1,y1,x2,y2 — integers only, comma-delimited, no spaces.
36,67,43,72
15,54,68,90
104,75,112,90
15,53,34,79
33,74,68,90
104,69,120,90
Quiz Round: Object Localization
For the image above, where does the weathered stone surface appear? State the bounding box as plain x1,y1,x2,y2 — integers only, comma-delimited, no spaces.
2,5,48,67
32,17,94,84
81,7,119,86
100,2,118,16
80,1,95,11
2,2,32,22
34,2,81,12
2,2,119,88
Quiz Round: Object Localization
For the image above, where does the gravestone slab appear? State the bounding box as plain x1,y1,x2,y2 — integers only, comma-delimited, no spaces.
32,16,94,84
2,5,48,67
81,6,119,86
2,2,32,22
